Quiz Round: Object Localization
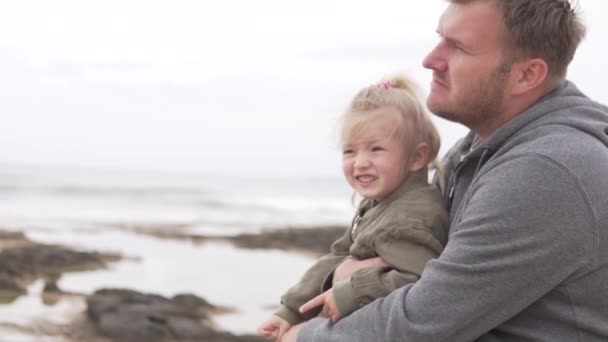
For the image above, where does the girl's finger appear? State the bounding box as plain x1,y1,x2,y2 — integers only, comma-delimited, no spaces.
299,293,325,313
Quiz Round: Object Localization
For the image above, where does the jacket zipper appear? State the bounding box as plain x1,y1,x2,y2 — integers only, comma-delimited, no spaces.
446,156,467,211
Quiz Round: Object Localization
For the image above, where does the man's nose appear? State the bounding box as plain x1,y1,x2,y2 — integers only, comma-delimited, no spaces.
422,40,448,72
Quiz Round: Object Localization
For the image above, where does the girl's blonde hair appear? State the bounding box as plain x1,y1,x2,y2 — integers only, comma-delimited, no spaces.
339,74,443,186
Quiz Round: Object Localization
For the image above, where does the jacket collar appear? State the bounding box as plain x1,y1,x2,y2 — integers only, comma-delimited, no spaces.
358,169,429,216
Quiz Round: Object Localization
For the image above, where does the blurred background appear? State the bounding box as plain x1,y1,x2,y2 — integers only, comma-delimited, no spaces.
0,0,606,337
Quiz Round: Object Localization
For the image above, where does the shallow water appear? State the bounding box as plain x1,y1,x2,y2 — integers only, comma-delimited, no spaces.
9,228,316,334
0,279,83,341
0,280,84,326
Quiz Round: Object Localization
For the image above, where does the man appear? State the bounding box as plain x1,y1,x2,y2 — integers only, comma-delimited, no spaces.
282,0,608,341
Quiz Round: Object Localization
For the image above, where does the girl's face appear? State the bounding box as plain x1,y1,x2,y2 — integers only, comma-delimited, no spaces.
342,116,410,200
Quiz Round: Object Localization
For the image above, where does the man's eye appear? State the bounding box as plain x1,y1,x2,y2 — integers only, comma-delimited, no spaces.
448,42,462,52
371,146,385,152
450,42,472,54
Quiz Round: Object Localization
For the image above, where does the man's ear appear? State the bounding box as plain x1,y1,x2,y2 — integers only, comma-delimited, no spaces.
511,58,549,96
408,143,430,172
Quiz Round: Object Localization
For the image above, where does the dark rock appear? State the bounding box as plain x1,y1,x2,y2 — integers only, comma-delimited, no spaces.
85,288,267,342
97,312,171,341
0,272,22,292
0,272,24,303
0,230,26,239
166,316,216,339
43,272,62,292
229,226,347,256
131,224,348,257
0,245,105,275
172,293,214,311
0,232,119,301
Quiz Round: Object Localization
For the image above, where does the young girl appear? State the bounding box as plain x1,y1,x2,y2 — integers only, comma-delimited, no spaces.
258,75,448,341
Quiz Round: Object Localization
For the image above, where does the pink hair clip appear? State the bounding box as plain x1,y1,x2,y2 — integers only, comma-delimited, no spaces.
374,81,393,89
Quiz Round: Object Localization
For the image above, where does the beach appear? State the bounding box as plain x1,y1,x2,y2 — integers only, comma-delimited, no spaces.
0,164,351,341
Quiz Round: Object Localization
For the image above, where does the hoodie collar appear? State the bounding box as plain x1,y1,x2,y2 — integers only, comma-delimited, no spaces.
472,81,593,152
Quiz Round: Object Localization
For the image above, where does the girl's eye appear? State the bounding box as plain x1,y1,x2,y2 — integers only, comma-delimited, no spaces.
371,146,385,152
342,149,354,156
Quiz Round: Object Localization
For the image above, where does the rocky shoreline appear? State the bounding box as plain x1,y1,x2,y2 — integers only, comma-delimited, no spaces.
0,225,347,341
0,230,121,304
124,225,347,257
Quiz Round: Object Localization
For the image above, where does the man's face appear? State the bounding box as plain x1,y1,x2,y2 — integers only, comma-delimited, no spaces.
422,1,512,134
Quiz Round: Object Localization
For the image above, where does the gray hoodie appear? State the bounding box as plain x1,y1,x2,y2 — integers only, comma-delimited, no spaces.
298,81,608,342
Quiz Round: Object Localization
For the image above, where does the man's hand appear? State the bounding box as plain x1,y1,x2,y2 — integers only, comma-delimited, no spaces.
333,256,386,282
280,323,304,342
299,289,341,322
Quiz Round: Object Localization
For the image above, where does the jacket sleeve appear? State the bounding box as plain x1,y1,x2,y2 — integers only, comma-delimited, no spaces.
275,226,353,325
297,155,597,341
332,224,444,318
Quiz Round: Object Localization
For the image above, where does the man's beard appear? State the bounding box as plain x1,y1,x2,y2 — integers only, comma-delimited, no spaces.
431,65,511,133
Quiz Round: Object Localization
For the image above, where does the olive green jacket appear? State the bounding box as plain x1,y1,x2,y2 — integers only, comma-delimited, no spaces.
275,170,448,324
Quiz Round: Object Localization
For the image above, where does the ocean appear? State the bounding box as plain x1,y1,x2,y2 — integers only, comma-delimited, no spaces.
0,164,353,232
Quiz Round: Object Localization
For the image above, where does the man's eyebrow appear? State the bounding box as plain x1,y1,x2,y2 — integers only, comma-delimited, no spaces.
435,26,468,45
435,29,458,43
445,36,462,46
440,32,476,53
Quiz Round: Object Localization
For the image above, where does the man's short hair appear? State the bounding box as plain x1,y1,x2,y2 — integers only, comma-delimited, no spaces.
448,0,586,77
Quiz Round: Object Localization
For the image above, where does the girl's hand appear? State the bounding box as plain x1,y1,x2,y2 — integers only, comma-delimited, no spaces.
299,289,341,322
258,315,291,341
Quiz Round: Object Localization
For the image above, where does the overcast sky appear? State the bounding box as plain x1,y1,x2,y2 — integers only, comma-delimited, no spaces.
1,0,607,178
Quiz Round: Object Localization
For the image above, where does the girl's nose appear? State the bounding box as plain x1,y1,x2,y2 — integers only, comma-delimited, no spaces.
354,154,371,168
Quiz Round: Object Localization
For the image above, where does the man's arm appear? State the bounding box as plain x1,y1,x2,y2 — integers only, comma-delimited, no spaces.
296,155,596,341
330,224,444,318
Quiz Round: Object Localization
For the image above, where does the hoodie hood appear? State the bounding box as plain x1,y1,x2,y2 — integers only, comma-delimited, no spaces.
442,80,608,216
475,81,608,155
